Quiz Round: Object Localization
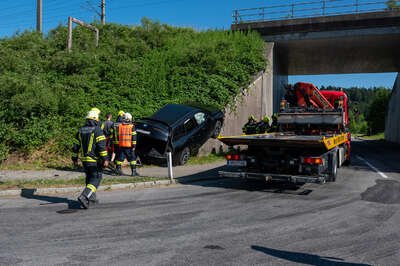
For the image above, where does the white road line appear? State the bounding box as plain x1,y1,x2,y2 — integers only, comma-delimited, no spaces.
356,155,388,179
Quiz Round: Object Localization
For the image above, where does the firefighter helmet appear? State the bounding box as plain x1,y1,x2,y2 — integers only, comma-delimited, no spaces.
86,110,99,121
123,112,132,122
90,107,101,114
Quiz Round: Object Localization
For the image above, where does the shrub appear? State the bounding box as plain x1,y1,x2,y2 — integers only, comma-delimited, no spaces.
0,19,266,161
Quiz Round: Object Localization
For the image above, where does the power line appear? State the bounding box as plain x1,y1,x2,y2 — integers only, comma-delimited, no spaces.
110,0,186,11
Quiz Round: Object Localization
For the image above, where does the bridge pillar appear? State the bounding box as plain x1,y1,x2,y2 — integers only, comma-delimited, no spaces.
270,43,288,113
385,73,400,144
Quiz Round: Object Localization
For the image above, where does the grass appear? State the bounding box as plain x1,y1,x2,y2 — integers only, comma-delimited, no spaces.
0,176,165,190
0,153,226,170
357,132,385,141
187,153,225,165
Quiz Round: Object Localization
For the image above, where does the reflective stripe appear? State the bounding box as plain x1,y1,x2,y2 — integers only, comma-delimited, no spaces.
81,156,97,163
96,135,106,142
87,184,97,193
79,133,84,157
132,141,137,145
132,131,137,135
130,160,137,165
87,133,94,154
115,160,123,165
99,150,107,157
101,123,105,130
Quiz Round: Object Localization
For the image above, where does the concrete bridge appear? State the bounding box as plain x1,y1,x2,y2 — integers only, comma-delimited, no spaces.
231,3,400,143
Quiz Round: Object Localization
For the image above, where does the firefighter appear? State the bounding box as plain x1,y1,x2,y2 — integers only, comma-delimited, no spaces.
269,114,279,132
257,115,270,134
242,115,258,135
110,110,125,163
101,113,114,158
114,113,138,176
284,84,297,107
72,110,109,209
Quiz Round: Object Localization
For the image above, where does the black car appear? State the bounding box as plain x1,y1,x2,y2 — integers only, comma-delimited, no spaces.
135,104,224,165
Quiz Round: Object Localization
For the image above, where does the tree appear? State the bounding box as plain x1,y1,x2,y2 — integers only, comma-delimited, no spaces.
367,90,391,134
386,0,400,11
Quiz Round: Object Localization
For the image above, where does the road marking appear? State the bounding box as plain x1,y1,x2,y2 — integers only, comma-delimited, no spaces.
356,155,388,179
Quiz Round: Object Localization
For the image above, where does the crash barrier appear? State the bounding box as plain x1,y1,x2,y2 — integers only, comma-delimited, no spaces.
232,0,398,24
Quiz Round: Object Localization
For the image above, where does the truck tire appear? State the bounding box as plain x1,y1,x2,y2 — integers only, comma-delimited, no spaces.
328,152,338,182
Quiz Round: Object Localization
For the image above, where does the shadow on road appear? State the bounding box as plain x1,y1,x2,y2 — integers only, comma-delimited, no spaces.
20,188,81,210
352,140,400,174
251,245,371,266
177,166,313,196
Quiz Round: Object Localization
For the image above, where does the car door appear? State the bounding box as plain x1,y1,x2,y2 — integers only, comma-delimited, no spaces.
193,111,211,143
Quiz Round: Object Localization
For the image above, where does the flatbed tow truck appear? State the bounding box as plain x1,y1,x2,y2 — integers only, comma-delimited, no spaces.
218,82,351,184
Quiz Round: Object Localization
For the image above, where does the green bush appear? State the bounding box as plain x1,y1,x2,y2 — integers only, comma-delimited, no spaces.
0,19,266,160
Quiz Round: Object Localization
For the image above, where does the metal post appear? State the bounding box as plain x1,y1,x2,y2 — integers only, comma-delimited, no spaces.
234,10,238,24
100,0,105,25
67,17,73,52
322,0,326,16
167,152,174,181
36,0,42,33
291,3,294,18
355,0,359,13
67,17,100,52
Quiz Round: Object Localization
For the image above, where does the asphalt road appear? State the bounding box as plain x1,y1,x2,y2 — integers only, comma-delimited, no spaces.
0,140,399,265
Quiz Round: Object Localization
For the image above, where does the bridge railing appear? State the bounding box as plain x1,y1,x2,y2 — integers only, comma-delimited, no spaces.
232,0,400,24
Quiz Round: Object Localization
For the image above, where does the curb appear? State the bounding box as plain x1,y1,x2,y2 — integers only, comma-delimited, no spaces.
0,179,174,197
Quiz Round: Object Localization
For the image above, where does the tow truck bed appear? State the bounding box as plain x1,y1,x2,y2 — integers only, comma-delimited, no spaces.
218,132,348,151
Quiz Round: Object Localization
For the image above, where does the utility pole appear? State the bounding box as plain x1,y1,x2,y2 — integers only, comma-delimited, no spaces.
100,0,105,25
36,0,42,33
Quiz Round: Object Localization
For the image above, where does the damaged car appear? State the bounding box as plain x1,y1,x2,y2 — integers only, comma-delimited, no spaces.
135,104,224,165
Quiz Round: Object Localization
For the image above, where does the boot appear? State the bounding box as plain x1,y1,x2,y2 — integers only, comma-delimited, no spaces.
114,165,122,176
131,166,139,176
77,187,91,209
89,193,99,205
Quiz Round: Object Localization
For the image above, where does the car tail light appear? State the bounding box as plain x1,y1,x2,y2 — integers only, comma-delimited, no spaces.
302,157,323,165
226,154,243,161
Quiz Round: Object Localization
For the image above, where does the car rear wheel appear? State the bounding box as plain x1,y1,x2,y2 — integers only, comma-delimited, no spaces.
211,120,222,138
173,147,190,166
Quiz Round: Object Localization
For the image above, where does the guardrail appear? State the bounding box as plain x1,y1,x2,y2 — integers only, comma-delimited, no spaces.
232,0,400,24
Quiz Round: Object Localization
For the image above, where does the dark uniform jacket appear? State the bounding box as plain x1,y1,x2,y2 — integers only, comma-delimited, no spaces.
72,120,108,164
101,120,114,137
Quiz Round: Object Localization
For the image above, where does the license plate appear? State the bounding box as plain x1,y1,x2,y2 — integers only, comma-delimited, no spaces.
228,160,247,167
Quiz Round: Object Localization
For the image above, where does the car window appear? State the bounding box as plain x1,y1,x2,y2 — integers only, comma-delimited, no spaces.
184,118,197,132
194,112,206,125
173,124,186,140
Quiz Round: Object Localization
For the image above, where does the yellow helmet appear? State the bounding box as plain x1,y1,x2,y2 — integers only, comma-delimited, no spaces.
90,107,101,114
86,110,99,121
262,116,270,123
118,110,125,117
248,115,255,121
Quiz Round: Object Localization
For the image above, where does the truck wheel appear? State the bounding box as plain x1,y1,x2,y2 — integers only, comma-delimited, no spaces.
328,153,338,182
173,147,190,166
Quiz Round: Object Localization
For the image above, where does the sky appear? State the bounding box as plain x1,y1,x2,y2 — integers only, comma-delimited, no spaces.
0,0,397,88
